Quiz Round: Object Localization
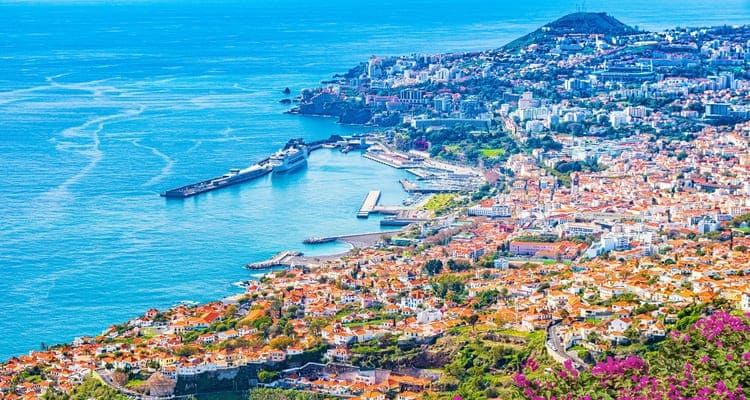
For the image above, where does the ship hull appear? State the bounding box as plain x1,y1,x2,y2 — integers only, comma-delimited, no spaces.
272,158,307,173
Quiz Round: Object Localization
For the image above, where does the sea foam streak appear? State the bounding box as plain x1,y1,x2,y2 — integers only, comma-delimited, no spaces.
37,107,145,205
128,139,175,187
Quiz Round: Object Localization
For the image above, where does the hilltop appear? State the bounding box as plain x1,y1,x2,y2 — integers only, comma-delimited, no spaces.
504,12,638,51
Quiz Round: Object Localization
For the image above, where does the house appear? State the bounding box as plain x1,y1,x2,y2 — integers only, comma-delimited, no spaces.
286,346,304,356
324,347,352,363
216,329,239,341
397,392,422,400
608,317,632,333
359,391,386,400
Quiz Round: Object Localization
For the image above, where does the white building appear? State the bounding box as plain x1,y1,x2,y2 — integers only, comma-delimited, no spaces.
494,257,509,269
468,203,512,218
609,111,629,128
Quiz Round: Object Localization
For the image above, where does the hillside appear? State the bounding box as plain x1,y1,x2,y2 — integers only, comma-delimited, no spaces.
504,12,638,52
512,306,750,400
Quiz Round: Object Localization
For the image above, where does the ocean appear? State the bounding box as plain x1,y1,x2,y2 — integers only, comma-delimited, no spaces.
1,0,749,360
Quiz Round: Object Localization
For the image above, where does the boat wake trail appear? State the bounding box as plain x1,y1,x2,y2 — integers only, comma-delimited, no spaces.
0,77,118,106
186,140,202,153
128,139,174,187
43,107,145,199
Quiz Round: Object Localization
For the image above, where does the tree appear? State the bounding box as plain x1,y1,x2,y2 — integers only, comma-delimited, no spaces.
588,331,600,345
247,388,322,400
224,304,238,319
174,345,199,357
447,259,471,272
432,274,465,298
624,327,641,344
307,317,329,337
257,370,279,384
465,314,480,331
476,290,500,309
269,336,294,350
423,259,443,276
251,315,273,333
43,377,129,400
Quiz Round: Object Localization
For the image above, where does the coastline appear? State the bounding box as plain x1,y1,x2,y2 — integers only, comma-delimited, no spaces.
7,5,750,398
0,144,412,361
244,227,405,270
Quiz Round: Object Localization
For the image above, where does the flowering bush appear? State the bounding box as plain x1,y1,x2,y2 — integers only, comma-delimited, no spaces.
513,312,750,399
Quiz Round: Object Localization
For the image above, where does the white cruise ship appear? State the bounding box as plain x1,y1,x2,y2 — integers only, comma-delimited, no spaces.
270,144,308,173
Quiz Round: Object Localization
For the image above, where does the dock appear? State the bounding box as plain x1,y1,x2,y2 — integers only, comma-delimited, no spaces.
245,251,302,269
161,159,271,198
357,190,382,218
303,230,403,249
363,151,422,169
399,179,464,193
161,136,341,199
302,237,337,244
379,209,432,226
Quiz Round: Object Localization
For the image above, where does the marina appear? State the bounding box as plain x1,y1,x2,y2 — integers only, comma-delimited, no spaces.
399,178,465,193
362,147,423,169
364,142,486,194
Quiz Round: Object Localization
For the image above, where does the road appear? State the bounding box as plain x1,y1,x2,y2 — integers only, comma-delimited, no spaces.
546,321,587,370
96,369,175,400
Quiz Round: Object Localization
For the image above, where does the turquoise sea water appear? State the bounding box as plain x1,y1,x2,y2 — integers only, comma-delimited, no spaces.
1,0,749,360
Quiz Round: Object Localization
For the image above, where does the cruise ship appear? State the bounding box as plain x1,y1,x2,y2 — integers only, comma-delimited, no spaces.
270,144,308,173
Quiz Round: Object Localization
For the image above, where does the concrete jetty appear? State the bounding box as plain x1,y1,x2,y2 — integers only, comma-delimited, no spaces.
357,190,382,218
245,251,302,269
304,230,402,249
247,229,406,271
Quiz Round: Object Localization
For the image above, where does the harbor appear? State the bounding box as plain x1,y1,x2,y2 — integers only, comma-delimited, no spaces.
160,134,482,200
364,142,486,194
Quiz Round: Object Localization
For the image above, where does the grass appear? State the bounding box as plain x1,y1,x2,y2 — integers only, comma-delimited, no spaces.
479,149,505,158
343,318,387,328
497,329,531,338
540,260,573,266
480,148,506,158
140,327,160,336
444,144,461,153
423,193,458,216
125,379,145,389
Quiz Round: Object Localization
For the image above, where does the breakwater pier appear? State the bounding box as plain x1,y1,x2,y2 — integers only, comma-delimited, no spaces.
245,251,302,269
247,230,404,270
357,190,382,218
161,137,337,199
